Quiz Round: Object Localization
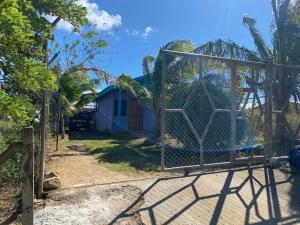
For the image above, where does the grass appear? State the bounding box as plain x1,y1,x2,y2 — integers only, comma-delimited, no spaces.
66,131,161,173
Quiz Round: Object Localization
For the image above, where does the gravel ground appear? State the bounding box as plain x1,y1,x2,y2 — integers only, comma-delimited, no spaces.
34,184,144,225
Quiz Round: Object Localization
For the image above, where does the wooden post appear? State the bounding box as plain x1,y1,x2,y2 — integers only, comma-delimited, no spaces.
38,91,47,198
230,63,237,163
22,127,34,225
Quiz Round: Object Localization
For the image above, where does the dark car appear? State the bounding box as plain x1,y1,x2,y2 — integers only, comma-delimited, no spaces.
69,111,94,131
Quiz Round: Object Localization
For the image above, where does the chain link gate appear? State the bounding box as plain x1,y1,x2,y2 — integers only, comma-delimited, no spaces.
161,50,300,171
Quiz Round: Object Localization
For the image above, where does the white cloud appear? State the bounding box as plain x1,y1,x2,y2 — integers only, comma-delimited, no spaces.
46,15,75,32
77,0,121,31
125,26,154,39
142,26,154,38
47,0,122,32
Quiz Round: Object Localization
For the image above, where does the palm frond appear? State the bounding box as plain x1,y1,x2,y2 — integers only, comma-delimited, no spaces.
243,14,273,60
115,74,152,106
73,92,96,112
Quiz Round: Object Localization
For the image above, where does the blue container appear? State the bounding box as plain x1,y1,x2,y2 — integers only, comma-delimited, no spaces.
289,148,300,170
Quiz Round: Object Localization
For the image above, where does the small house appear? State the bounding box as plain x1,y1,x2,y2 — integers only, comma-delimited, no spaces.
94,76,154,133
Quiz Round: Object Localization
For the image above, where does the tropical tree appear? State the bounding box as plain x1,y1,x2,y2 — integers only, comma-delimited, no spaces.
50,35,114,140
0,0,88,123
116,40,195,142
176,0,300,151
52,64,96,140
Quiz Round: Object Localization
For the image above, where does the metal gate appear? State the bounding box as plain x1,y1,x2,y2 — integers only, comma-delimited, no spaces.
161,50,300,170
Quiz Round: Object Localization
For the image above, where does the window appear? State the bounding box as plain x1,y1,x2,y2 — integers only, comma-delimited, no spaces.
114,100,127,116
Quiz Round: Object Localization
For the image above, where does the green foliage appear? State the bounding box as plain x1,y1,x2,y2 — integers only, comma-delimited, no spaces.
0,121,22,187
15,59,57,92
0,155,23,186
170,0,300,149
0,0,88,123
0,120,21,151
166,77,247,149
116,74,152,106
0,90,34,124
115,40,195,139
59,69,96,116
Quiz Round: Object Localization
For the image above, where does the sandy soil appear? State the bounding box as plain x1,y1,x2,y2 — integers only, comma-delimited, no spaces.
46,150,159,189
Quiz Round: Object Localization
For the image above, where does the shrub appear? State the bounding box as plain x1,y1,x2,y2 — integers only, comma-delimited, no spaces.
0,120,22,186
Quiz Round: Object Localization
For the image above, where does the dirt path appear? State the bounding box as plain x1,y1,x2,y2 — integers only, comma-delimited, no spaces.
46,150,158,189
46,141,162,188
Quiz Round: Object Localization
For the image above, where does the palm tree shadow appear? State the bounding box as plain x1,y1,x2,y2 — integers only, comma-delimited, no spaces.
108,166,300,225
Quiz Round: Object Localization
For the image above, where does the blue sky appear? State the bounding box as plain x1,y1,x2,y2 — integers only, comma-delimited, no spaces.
53,0,273,82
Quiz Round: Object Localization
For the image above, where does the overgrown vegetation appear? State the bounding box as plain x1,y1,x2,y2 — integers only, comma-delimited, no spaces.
0,121,22,187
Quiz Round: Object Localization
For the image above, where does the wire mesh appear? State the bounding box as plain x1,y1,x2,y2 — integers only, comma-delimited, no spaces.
162,51,300,170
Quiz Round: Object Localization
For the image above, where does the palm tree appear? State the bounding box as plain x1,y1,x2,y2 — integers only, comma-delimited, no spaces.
52,64,97,141
178,0,300,150
116,40,195,142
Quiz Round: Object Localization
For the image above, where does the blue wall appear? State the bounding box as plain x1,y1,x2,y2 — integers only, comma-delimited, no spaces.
143,107,154,132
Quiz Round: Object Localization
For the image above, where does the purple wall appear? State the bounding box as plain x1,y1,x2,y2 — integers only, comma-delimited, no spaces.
95,90,154,132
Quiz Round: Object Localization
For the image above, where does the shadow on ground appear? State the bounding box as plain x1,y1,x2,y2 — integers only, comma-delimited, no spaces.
88,142,161,172
109,166,300,225
67,131,161,172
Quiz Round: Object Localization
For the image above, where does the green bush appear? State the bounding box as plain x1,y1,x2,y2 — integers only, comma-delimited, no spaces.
166,77,247,150
0,120,21,153
0,121,22,186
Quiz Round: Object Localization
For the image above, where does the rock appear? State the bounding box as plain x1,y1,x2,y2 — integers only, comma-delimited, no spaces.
43,177,61,190
34,199,45,207
44,171,59,179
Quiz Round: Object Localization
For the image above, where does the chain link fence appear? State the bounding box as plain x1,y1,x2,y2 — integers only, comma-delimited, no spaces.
161,50,300,170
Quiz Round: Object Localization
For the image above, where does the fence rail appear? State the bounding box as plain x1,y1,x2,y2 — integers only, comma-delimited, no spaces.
161,50,300,170
0,127,34,225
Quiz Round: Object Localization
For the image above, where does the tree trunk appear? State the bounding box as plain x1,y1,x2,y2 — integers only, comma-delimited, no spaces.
272,71,293,154
61,115,65,139
56,96,61,151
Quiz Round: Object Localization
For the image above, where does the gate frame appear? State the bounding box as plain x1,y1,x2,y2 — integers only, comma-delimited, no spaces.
161,50,300,171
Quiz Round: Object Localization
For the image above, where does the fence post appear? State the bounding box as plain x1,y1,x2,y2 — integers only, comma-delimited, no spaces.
264,66,273,159
230,63,237,163
22,127,34,225
161,52,166,171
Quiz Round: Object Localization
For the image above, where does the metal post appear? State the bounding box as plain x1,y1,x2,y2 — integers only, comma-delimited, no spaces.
264,66,273,159
161,52,166,171
22,127,34,225
230,63,237,163
199,58,204,166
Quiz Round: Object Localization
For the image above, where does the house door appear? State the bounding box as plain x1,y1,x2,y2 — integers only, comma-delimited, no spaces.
128,98,143,130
